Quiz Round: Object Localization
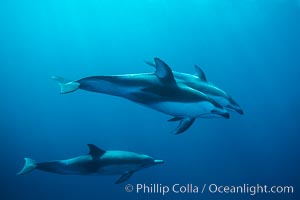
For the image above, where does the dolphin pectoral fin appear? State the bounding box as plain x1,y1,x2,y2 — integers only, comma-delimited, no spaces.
168,117,184,122
171,118,195,135
51,76,80,94
153,58,176,84
115,172,134,184
194,65,208,82
144,60,156,67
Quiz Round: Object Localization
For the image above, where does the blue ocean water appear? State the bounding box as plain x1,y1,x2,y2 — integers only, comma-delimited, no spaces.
0,0,299,199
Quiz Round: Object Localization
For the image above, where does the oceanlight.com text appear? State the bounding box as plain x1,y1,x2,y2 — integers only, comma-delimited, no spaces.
124,183,294,196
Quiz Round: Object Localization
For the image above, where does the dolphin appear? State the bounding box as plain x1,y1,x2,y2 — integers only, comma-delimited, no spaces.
52,58,229,134
145,61,244,115
17,144,164,184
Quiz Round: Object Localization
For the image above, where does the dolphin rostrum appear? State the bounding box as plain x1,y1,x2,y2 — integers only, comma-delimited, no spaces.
145,61,243,115
17,144,164,184
52,58,229,134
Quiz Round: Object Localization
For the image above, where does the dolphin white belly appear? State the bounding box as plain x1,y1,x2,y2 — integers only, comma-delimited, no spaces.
97,164,141,175
150,101,217,118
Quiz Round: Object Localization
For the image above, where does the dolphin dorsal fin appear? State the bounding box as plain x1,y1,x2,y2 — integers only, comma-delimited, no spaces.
154,58,176,85
194,65,207,82
87,144,105,157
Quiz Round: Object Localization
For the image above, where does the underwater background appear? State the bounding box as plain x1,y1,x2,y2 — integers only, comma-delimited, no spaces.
0,0,299,199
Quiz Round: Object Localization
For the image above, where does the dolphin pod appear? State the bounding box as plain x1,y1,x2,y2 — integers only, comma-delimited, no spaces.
18,58,243,184
52,57,243,134
17,144,164,184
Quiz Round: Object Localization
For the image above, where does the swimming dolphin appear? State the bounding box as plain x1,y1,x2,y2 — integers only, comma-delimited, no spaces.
145,61,243,115
17,144,164,184
52,58,229,134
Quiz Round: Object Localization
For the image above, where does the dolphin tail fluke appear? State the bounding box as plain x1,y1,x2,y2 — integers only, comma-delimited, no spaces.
17,158,37,175
51,76,80,94
171,117,195,135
